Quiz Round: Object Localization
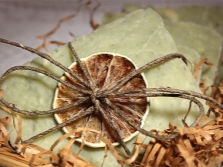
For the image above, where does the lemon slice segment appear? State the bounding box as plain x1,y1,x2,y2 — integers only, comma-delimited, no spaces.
53,53,148,147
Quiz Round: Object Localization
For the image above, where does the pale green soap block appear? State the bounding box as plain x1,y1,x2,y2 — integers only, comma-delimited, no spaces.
122,3,141,13
102,8,222,87
155,6,223,84
0,9,205,166
0,45,75,151
155,6,223,38
164,20,222,87
122,5,223,39
101,12,124,25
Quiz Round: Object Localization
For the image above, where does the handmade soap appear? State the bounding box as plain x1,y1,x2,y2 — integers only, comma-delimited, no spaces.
156,6,223,84
0,9,206,166
164,20,222,87
102,7,222,88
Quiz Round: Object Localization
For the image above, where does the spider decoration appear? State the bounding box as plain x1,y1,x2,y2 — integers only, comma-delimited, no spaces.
0,38,223,156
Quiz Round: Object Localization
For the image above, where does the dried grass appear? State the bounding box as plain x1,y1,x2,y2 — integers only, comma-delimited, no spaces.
35,0,100,51
139,58,223,167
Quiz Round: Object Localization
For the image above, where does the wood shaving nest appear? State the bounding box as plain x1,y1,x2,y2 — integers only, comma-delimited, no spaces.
141,84,223,167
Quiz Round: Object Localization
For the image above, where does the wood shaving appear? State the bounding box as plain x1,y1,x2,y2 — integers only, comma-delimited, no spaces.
37,12,80,40
141,85,223,167
1,89,223,167
0,110,143,166
193,57,207,79
0,89,11,114
85,0,100,30
35,41,66,51
193,57,213,81
2,83,223,167
35,3,82,51
36,0,100,51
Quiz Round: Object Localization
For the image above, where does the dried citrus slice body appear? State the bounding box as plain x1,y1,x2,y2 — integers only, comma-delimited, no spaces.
53,53,148,147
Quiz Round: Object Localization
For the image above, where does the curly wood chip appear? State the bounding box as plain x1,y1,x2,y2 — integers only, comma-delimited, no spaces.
0,116,30,167
154,146,166,166
85,0,100,30
0,152,30,167
193,57,207,79
15,115,22,144
141,82,223,166
31,150,58,166
37,13,80,40
59,148,96,167
118,136,142,165
101,146,108,167
0,89,3,99
141,139,154,165
219,87,223,95
36,41,65,51
0,117,10,137
0,91,12,113
176,138,196,166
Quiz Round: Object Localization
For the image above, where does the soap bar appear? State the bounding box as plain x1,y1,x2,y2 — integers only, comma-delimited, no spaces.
102,7,222,87
0,9,205,166
156,6,223,85
156,6,223,37
164,20,222,87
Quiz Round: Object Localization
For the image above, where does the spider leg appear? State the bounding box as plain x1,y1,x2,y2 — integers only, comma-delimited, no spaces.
22,106,94,144
104,98,177,140
0,66,90,94
128,92,205,127
0,38,90,89
101,53,187,94
95,99,132,156
146,87,223,111
0,95,89,116
68,42,96,90
0,65,90,116
105,87,223,113
104,93,204,140
115,103,144,118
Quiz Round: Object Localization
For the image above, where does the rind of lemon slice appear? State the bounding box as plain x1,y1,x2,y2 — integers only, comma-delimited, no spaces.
53,52,149,147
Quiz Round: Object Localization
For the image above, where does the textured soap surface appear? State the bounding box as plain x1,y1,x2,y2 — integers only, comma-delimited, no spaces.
155,6,223,84
117,4,223,85
164,20,222,87
102,4,223,87
155,6,223,37
0,9,205,166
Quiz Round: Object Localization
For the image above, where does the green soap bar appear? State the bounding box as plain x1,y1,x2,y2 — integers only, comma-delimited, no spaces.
101,12,124,25
0,9,206,166
102,7,222,88
156,6,223,38
164,20,222,87
156,6,223,85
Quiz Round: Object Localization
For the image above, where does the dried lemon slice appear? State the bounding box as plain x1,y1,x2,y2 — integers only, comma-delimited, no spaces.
53,52,148,147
